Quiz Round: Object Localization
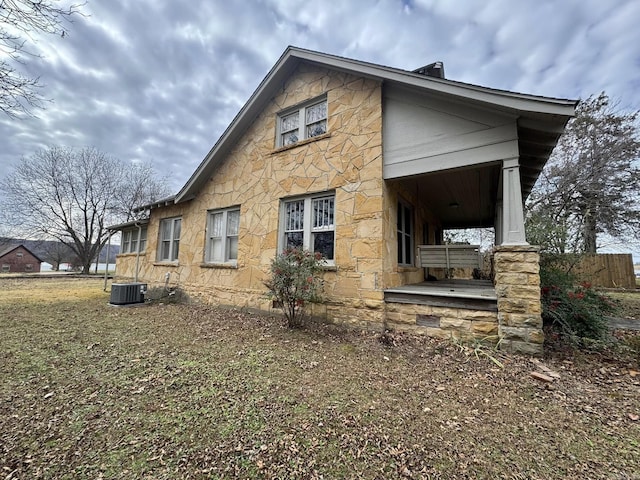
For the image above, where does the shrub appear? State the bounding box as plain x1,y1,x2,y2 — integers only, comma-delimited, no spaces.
264,248,325,328
540,257,618,343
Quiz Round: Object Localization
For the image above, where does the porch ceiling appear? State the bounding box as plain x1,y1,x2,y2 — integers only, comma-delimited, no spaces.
393,163,501,229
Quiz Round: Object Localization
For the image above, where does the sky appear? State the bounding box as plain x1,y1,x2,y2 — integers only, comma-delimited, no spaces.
1,0,639,256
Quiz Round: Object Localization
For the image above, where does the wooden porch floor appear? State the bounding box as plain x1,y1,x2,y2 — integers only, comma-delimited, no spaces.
384,279,497,311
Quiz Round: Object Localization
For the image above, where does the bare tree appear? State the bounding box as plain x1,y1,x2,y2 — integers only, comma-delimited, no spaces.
0,146,170,273
1,0,84,117
527,93,640,253
34,239,74,270
112,162,171,222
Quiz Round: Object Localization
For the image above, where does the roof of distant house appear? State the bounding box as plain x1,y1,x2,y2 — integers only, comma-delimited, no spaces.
0,244,44,262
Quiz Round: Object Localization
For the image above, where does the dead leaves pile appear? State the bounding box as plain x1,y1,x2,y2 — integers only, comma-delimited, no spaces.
1,283,640,479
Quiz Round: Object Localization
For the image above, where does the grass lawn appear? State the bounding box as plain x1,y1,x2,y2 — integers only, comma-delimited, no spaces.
608,288,640,320
1,278,639,479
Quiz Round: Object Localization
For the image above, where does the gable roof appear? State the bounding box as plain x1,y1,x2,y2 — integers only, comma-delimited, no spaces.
0,244,44,262
174,46,577,204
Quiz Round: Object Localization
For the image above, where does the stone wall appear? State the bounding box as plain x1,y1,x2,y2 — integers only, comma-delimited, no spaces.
494,245,544,355
116,63,386,323
385,301,498,339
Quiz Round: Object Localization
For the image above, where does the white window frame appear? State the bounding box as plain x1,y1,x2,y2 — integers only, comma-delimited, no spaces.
205,207,240,265
397,199,414,266
279,192,335,265
157,217,181,262
139,227,148,252
122,230,131,253
276,95,327,147
121,226,148,254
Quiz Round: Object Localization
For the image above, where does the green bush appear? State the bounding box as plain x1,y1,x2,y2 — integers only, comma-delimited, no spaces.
264,248,325,328
540,258,618,343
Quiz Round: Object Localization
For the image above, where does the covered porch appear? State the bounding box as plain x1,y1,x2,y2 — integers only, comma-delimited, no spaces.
379,83,576,353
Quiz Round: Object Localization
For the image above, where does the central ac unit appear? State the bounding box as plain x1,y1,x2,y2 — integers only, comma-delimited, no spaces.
110,282,147,305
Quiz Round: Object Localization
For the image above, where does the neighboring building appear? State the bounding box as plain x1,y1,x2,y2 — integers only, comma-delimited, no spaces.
0,244,43,273
111,47,577,354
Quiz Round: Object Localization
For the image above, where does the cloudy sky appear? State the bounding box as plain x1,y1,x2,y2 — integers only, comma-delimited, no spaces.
1,0,639,253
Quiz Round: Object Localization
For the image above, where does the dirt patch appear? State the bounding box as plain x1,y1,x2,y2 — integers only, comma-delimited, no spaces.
1,278,639,479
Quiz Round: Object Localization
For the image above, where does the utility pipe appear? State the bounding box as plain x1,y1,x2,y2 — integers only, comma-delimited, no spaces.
103,232,112,291
134,222,142,283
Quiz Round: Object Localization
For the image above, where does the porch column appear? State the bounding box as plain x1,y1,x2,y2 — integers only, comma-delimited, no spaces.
500,158,528,245
494,159,543,355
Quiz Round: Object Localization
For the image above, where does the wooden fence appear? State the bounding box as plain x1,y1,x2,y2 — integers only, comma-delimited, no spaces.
573,253,636,289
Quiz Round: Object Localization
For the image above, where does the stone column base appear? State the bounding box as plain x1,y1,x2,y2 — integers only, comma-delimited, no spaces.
494,245,544,356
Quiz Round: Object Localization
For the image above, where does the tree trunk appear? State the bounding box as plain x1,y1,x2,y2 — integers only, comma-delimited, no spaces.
583,213,598,253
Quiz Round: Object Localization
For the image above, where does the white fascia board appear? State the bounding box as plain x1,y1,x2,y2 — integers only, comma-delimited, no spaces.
290,48,577,115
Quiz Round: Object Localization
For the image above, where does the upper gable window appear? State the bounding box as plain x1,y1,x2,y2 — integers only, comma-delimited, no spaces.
277,96,327,147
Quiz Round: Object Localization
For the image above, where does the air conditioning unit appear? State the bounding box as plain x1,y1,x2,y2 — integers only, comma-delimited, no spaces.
110,282,147,305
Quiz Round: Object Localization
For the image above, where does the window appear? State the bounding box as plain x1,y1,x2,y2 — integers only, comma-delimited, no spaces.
2,264,10,273
122,230,131,253
277,96,327,147
158,217,181,262
16,252,23,258
397,200,413,266
281,193,335,262
206,207,240,264
139,227,148,252
121,226,148,254
25,264,33,272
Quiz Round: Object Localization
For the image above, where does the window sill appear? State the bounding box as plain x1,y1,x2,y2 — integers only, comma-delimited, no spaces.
271,132,331,154
153,261,179,267
116,252,146,257
200,262,238,269
397,266,419,273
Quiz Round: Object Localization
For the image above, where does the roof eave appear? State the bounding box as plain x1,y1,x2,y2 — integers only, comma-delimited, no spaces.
131,195,177,213
174,46,578,203
107,218,150,232
175,48,302,203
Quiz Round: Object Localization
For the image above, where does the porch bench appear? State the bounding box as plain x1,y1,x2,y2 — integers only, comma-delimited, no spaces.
416,244,481,270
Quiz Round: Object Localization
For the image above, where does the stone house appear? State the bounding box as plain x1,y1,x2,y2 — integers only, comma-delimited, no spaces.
111,47,577,354
0,244,43,273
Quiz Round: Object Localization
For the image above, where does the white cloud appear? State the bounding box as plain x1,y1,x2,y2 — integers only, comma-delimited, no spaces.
1,0,638,195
